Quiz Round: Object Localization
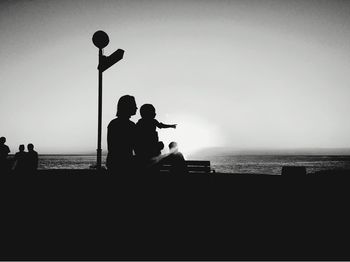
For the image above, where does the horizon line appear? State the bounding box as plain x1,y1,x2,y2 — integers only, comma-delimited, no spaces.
8,147,350,156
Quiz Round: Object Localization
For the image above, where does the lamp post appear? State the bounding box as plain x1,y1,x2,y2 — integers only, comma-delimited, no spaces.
92,31,124,169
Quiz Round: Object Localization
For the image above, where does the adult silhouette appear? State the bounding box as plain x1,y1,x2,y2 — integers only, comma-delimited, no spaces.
106,95,137,173
13,144,27,172
0,137,11,173
27,143,38,172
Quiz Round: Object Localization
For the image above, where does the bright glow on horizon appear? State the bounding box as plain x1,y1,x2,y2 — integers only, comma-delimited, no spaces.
160,114,223,158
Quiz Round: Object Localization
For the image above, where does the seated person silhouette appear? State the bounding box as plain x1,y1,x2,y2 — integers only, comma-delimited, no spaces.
13,144,27,172
107,95,138,173
165,142,187,174
136,104,176,161
0,136,11,172
27,143,38,171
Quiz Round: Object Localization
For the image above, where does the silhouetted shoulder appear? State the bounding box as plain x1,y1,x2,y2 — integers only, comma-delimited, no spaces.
136,118,154,125
0,144,10,155
108,118,136,129
136,118,157,131
136,118,143,126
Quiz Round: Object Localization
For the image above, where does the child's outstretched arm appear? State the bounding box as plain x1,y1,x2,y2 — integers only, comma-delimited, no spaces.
157,122,177,129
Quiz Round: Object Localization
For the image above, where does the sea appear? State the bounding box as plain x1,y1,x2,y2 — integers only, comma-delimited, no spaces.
36,154,350,175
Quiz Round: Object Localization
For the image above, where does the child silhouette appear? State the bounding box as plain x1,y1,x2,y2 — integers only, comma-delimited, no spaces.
136,104,176,159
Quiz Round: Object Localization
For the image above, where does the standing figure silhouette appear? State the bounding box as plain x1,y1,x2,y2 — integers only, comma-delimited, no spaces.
27,143,38,172
13,144,27,173
106,95,138,173
0,137,11,173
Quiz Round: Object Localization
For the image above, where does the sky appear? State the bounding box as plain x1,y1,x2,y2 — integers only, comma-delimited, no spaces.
1,0,350,155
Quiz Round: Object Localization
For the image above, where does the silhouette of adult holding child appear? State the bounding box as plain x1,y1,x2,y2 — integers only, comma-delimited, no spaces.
107,95,138,173
107,96,180,174
135,104,177,167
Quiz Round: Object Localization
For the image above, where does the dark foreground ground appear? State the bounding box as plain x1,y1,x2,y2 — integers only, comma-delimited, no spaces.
1,169,350,260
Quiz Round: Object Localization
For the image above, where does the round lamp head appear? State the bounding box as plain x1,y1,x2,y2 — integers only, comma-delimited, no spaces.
92,30,109,49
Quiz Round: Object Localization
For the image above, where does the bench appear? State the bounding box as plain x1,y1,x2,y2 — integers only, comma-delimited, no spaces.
160,160,215,174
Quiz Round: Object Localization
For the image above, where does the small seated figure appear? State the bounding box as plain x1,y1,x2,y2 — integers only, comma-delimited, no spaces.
165,142,187,175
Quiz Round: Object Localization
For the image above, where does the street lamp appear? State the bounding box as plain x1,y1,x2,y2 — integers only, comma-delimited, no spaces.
92,30,124,169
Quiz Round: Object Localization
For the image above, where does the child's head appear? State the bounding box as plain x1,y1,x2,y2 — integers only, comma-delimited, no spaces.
140,104,156,119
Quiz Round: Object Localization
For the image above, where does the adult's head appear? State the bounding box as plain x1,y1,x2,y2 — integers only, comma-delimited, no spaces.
116,95,137,118
0,137,5,144
19,144,25,152
28,143,34,151
140,104,156,119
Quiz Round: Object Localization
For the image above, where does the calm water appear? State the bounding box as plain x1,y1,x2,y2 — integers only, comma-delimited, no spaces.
37,154,350,175
208,155,350,175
